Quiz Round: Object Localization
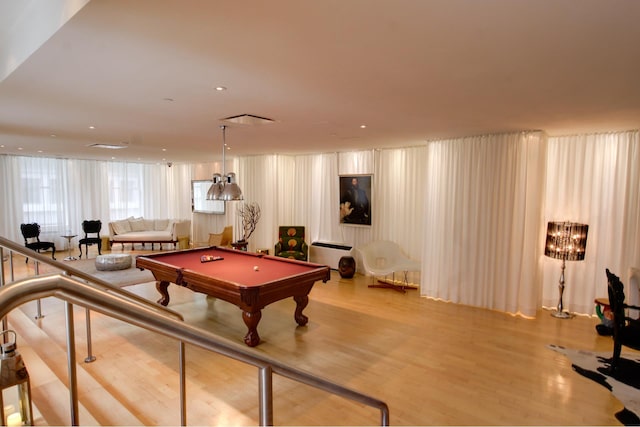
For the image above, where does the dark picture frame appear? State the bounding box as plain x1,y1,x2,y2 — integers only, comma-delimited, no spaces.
339,174,372,226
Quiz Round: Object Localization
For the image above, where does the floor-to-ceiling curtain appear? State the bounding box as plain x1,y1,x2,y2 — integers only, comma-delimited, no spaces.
421,132,546,317
0,156,68,245
375,146,428,254
165,163,193,221
236,155,297,252
65,159,111,231
373,146,429,285
542,130,640,315
290,153,339,244
0,155,192,248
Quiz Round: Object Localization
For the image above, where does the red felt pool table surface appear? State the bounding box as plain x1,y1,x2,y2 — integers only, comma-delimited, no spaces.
136,246,330,346
147,247,320,286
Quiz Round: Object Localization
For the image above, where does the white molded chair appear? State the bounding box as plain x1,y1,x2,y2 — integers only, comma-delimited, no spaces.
357,240,421,293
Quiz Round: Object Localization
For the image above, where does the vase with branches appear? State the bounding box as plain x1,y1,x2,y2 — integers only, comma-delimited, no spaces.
237,202,261,242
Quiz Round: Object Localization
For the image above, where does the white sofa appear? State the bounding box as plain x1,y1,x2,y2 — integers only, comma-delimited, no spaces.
108,217,191,250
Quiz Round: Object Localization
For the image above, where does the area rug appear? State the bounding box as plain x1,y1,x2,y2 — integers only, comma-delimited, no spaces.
37,257,155,288
548,344,640,425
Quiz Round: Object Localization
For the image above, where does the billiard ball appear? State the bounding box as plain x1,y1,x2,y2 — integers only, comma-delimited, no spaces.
254,265,259,271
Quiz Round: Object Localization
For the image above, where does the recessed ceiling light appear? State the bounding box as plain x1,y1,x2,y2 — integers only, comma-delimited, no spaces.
215,86,227,91
50,134,57,138
89,126,95,130
360,125,367,129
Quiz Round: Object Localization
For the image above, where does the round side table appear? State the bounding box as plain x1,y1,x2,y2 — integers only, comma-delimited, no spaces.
61,234,78,261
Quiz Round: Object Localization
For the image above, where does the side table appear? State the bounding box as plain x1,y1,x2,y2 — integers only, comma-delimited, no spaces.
61,234,78,261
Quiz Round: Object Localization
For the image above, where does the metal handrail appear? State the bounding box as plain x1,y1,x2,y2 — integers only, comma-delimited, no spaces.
0,236,183,321
0,241,390,426
0,236,189,423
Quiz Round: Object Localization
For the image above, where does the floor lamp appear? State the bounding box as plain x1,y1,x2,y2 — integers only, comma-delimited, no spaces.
544,221,589,319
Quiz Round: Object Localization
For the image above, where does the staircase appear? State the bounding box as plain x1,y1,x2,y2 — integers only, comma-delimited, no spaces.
9,306,144,426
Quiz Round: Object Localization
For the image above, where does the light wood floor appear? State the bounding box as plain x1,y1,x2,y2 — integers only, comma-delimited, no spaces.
3,245,634,426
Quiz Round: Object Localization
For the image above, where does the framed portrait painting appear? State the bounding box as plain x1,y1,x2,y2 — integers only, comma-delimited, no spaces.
339,174,372,226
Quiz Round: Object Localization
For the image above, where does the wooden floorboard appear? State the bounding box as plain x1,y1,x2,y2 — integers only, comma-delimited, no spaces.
4,247,635,425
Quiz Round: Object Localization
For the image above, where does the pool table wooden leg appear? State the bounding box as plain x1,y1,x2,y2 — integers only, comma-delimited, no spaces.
242,310,262,347
293,295,309,326
156,280,170,306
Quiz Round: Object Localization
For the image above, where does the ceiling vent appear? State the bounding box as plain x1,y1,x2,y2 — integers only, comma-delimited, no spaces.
88,143,128,150
221,114,275,126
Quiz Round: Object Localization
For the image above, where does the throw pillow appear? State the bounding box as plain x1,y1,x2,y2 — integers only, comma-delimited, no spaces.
129,218,147,232
154,219,170,231
112,219,132,235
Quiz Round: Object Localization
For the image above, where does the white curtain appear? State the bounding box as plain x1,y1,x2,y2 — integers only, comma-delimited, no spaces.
4,129,639,319
235,149,429,271
236,155,297,252
421,132,547,317
165,163,193,220
0,155,192,248
290,153,339,244
65,159,111,230
106,162,191,220
375,146,428,253
0,156,72,246
372,146,429,284
542,130,640,315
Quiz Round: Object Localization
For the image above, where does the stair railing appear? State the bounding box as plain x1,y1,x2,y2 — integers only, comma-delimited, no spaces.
0,236,184,321
0,237,390,426
0,236,189,423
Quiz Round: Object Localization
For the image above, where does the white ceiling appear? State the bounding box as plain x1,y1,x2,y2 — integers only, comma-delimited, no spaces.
1,0,640,164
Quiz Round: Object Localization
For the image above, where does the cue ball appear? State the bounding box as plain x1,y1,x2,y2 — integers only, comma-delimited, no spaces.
254,265,259,271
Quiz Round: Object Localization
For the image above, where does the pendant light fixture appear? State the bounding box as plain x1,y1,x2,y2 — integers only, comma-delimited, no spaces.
206,125,243,201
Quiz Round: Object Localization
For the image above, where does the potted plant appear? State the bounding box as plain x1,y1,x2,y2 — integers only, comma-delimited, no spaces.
234,202,261,250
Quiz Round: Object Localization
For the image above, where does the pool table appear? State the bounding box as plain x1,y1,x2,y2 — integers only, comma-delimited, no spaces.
136,246,331,346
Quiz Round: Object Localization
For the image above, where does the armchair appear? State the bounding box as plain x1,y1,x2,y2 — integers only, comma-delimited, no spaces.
274,226,308,261
357,240,420,293
79,220,102,259
605,269,640,376
20,223,56,261
208,225,233,247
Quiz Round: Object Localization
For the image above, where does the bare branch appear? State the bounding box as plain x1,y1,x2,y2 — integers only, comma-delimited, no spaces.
237,202,261,241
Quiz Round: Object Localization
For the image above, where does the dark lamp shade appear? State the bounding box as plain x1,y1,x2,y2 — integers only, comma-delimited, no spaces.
544,221,589,261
